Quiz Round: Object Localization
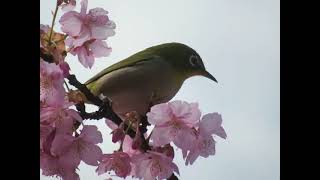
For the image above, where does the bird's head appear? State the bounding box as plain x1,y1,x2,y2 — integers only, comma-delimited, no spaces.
145,42,217,83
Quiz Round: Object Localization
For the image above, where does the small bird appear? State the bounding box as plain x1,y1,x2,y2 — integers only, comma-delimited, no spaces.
83,42,217,119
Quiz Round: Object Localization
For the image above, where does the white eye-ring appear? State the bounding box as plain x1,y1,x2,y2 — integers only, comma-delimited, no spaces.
189,55,199,67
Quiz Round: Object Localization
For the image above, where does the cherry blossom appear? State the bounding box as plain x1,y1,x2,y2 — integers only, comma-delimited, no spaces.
69,125,103,166
59,0,77,12
40,59,65,107
40,150,80,180
59,0,115,47
67,39,111,68
96,152,132,178
147,100,201,150
122,135,141,157
183,113,227,165
59,61,71,78
131,151,179,180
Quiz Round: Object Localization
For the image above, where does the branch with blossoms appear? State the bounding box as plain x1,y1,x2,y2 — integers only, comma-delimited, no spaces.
40,1,227,180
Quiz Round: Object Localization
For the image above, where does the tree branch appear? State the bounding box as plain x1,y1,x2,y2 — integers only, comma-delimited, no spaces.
67,74,150,151
168,173,179,180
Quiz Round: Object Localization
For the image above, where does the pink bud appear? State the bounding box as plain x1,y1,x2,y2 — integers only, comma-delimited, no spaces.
111,128,125,143
59,62,70,78
131,127,142,150
153,144,175,159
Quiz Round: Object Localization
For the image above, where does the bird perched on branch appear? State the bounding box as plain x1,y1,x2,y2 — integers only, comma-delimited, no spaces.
81,42,217,120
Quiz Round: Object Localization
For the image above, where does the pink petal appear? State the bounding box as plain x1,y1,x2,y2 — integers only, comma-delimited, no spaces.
105,119,118,130
147,103,172,125
90,24,115,40
131,154,152,178
173,126,196,151
80,0,88,15
199,136,216,158
59,147,81,170
61,0,76,12
70,28,91,47
40,152,59,176
50,133,74,156
79,142,102,166
150,125,176,147
88,8,108,17
61,171,80,180
59,62,70,78
59,12,82,36
80,125,103,144
111,128,125,143
40,24,50,33
148,151,179,179
77,46,95,68
185,150,199,165
66,109,83,123
143,168,154,180
89,40,111,57
200,113,227,139
169,101,201,126
97,152,131,178
122,135,140,156
132,129,142,150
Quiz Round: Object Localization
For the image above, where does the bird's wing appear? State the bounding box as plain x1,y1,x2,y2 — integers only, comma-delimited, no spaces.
85,52,157,85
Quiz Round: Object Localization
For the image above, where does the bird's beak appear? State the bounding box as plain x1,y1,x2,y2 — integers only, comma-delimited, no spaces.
200,70,218,83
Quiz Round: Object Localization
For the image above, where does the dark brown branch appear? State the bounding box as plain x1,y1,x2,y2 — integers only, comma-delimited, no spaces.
168,173,179,180
67,74,150,151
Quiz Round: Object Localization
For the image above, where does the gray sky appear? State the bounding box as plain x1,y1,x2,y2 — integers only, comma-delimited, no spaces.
40,0,279,180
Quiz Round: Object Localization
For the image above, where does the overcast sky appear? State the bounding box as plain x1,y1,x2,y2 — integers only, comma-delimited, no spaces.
40,0,280,180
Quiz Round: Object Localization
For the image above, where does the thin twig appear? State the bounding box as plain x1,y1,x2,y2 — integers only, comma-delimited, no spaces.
48,2,59,45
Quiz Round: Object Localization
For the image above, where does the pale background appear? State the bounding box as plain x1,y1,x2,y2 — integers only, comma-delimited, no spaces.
40,0,280,179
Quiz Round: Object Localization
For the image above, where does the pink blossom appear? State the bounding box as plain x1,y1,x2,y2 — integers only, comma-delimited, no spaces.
59,62,71,78
96,152,131,178
40,24,50,37
131,151,179,180
131,126,142,150
153,144,175,160
40,124,54,150
199,113,227,139
59,0,115,47
40,103,82,156
60,0,77,12
71,125,103,166
122,135,141,157
147,101,201,150
40,150,80,180
105,119,118,130
68,39,111,68
40,103,82,133
105,119,125,143
111,127,125,143
40,60,65,106
40,125,102,179
184,113,227,165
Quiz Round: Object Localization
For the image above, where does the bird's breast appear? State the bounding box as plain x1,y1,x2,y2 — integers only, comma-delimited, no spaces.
94,58,183,118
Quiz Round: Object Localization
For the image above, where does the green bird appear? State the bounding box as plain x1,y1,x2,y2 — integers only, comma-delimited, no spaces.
83,42,217,119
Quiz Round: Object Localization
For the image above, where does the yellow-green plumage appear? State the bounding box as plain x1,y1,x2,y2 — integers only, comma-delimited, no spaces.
83,42,217,119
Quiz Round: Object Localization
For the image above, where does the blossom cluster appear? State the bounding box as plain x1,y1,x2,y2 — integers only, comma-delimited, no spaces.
40,0,114,179
99,101,227,180
40,1,226,180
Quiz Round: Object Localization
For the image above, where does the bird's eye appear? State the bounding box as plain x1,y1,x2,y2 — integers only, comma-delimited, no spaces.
189,55,200,67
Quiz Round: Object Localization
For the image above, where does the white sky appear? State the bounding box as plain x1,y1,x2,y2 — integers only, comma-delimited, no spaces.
40,0,280,180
